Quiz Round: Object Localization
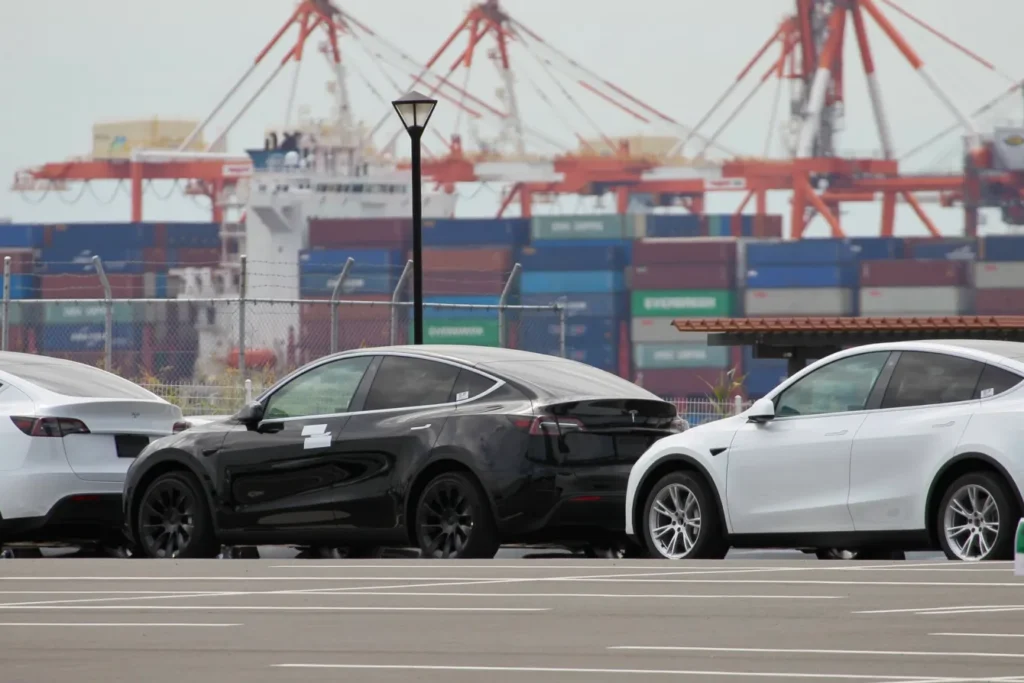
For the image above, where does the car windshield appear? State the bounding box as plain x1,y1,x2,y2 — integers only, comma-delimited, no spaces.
0,358,158,400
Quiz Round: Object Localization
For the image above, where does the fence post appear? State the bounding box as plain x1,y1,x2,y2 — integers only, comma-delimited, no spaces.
238,254,247,380
329,257,355,354
556,303,567,358
93,256,113,371
497,263,522,348
1,256,9,352
245,378,253,404
734,395,743,415
390,260,413,346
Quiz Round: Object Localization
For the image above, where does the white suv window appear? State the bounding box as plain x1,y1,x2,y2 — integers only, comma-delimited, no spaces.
775,352,890,417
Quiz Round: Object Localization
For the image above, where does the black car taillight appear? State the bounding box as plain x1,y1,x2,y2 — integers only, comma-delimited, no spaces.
11,416,91,437
514,415,586,436
172,421,192,433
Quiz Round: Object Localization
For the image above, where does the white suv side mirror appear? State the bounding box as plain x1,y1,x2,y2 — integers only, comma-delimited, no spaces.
747,397,775,424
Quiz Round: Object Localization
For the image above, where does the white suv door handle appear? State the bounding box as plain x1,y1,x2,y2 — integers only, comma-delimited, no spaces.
410,424,432,431
824,430,848,437
933,421,955,428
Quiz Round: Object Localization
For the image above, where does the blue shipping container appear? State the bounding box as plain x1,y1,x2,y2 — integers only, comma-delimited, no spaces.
982,235,1024,262
40,323,142,352
9,274,36,300
50,223,156,251
519,315,617,348
165,222,221,249
299,248,403,274
644,214,703,238
528,238,633,263
421,219,530,247
517,245,628,272
0,224,42,249
848,237,904,260
521,340,618,371
521,270,625,294
300,270,394,296
39,247,146,275
521,292,628,318
745,264,858,288
906,238,978,260
424,295,505,320
746,239,858,266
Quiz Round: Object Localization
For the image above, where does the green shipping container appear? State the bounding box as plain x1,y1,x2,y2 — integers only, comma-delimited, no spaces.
412,318,501,346
634,343,730,370
707,214,729,237
43,301,137,325
631,289,733,317
530,214,626,241
1,303,24,326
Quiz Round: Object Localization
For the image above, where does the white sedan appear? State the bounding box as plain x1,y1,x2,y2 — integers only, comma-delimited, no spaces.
0,352,183,548
625,339,1024,562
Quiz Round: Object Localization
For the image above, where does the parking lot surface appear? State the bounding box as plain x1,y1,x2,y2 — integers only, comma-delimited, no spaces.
0,558,1022,682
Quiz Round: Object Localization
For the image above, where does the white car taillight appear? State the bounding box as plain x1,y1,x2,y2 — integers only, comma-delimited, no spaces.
10,416,91,437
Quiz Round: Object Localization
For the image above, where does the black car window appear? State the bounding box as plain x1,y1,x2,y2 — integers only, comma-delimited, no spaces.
973,364,1023,400
449,369,497,403
775,352,890,417
881,351,984,409
363,356,461,411
264,355,372,419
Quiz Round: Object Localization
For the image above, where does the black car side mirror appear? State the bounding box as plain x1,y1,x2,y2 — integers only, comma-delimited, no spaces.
234,401,265,428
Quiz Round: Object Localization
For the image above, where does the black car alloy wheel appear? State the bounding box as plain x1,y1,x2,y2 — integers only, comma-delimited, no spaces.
137,471,218,559
415,472,500,559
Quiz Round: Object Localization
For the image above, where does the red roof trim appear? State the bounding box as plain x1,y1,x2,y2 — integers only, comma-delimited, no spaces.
670,316,1024,333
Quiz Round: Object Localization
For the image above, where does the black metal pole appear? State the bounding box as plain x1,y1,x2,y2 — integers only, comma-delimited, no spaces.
411,128,424,345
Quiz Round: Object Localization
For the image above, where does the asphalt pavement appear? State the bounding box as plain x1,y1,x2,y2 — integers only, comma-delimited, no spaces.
0,556,1022,682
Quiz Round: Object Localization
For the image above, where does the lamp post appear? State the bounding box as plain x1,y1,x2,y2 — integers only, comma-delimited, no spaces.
392,90,437,345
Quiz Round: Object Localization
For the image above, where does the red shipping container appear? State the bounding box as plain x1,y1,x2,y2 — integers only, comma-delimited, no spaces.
0,250,35,274
633,367,728,397
859,260,967,287
142,247,167,270
752,215,784,238
2,326,26,353
974,289,1024,315
299,319,391,355
415,248,512,272
40,274,144,299
309,218,411,248
630,263,734,290
633,239,737,267
172,248,221,267
300,295,392,323
424,270,508,296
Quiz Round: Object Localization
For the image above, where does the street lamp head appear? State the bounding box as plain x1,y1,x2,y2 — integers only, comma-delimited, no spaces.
392,90,438,135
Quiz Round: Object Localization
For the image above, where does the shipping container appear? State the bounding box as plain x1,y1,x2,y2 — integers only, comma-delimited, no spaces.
973,262,1024,289
746,239,857,266
560,343,619,372
631,318,707,344
421,218,529,247
165,222,221,249
633,238,737,266
634,343,730,370
517,244,628,272
40,274,143,299
521,270,624,294
631,289,733,317
530,214,626,241
973,289,1024,315
300,248,403,275
521,292,628,318
744,288,855,316
425,295,504,320
8,274,36,300
424,270,510,296
308,218,411,248
904,238,978,260
848,237,904,260
413,318,501,346
742,362,788,397
643,214,703,238
630,263,734,290
142,247,168,268
299,295,392,323
0,224,43,249
745,264,857,289
416,247,512,272
706,215,729,238
981,235,1024,262
48,223,157,250
300,270,394,296
39,246,145,275
634,367,727,397
519,315,616,348
168,247,223,267
751,214,784,238
42,301,137,325
39,323,142,352
858,286,971,315
143,273,168,299
860,259,968,287
0,251,35,275
299,318,391,354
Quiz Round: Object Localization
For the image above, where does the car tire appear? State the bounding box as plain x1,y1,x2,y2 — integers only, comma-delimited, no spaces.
815,548,906,560
313,545,387,559
414,471,500,559
641,470,728,560
936,471,1017,562
136,471,220,559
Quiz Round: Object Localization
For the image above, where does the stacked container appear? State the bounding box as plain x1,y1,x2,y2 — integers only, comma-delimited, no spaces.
744,239,859,317
859,245,972,316
971,235,1024,315
630,238,737,396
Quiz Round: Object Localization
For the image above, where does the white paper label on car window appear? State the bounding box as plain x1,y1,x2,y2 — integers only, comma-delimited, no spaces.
456,391,470,401
980,387,995,398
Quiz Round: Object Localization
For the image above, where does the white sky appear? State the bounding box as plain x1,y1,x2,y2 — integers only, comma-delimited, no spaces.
2,0,1022,237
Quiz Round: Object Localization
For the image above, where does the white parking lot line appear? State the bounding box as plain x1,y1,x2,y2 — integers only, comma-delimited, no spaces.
0,622,239,627
855,604,1024,615
571,578,1024,587
303,591,845,600
931,633,1024,639
0,606,549,612
609,645,1024,660
269,663,976,680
